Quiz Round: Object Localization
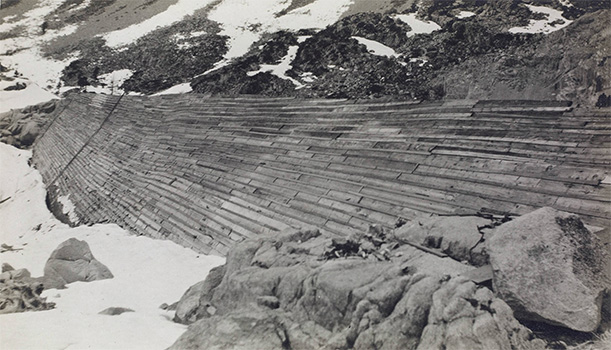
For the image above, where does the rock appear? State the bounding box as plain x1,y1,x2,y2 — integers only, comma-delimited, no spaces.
19,121,40,146
487,207,611,332
171,226,548,349
2,263,14,272
98,307,134,316
37,100,56,114
160,301,178,310
170,307,295,350
43,238,113,289
174,264,226,324
0,266,55,314
394,215,491,265
257,295,280,309
417,277,546,350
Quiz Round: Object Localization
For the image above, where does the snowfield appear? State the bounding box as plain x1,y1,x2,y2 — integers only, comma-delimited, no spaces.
352,36,400,58
247,45,303,88
508,5,573,34
394,13,442,37
0,78,58,114
209,0,354,59
103,0,218,48
0,143,225,349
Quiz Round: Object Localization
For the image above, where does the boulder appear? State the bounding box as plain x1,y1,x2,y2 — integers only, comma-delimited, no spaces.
19,120,40,146
487,207,611,332
174,265,226,324
99,307,134,316
170,227,545,349
43,238,113,289
2,263,14,272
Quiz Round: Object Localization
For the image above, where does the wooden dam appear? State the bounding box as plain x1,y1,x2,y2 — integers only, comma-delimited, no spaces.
32,93,610,255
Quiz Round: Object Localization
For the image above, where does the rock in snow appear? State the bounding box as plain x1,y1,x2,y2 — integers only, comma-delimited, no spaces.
487,207,610,332
98,307,135,316
43,238,114,289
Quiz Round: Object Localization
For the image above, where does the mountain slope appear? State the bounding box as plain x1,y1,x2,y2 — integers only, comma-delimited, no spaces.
0,0,609,107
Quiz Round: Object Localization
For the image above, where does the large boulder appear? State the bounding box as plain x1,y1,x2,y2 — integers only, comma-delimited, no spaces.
170,226,545,349
43,238,113,289
487,207,611,332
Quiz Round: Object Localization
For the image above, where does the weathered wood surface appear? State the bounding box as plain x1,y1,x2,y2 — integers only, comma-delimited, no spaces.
32,94,610,255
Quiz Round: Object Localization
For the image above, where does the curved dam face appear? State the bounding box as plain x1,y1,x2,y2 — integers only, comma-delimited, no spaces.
32,93,610,255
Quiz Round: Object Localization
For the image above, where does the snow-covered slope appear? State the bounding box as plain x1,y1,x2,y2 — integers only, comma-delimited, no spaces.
0,143,225,349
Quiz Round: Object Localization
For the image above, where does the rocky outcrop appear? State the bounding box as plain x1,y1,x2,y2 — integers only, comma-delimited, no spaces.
393,214,501,266
487,207,611,332
0,266,55,314
43,238,113,289
170,225,546,350
0,100,59,148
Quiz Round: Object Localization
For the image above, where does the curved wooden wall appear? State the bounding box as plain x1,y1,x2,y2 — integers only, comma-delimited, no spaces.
32,94,610,255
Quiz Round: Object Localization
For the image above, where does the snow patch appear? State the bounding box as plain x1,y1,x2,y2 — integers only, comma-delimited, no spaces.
58,194,79,223
69,0,93,13
297,35,312,43
352,36,400,58
0,80,58,114
84,69,134,95
456,11,476,19
247,45,303,88
394,13,441,37
508,5,572,34
0,0,80,100
153,82,193,96
209,0,353,60
103,0,217,48
0,142,225,349
300,72,317,83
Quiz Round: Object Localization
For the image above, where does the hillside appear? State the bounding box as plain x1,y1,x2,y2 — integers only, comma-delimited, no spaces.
0,0,609,106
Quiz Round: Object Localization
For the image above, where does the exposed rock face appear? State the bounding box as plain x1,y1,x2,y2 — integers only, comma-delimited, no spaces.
0,267,55,314
0,100,59,148
393,215,494,266
487,207,611,332
170,226,544,350
43,238,113,289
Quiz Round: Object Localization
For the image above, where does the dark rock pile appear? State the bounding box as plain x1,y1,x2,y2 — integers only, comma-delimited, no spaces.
169,208,610,349
0,264,55,315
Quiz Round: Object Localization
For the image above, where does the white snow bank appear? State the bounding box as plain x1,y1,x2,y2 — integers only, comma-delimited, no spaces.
57,194,79,223
153,82,193,96
103,0,217,48
0,0,79,92
456,11,476,19
352,37,400,57
508,5,572,34
209,0,353,59
84,69,134,95
0,80,58,114
0,143,225,349
247,45,303,88
394,13,441,37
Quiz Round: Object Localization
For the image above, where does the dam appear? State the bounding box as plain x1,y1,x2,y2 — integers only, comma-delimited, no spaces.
32,93,610,255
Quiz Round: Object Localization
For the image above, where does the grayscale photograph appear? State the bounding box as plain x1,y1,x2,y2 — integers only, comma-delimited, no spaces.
0,0,609,349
